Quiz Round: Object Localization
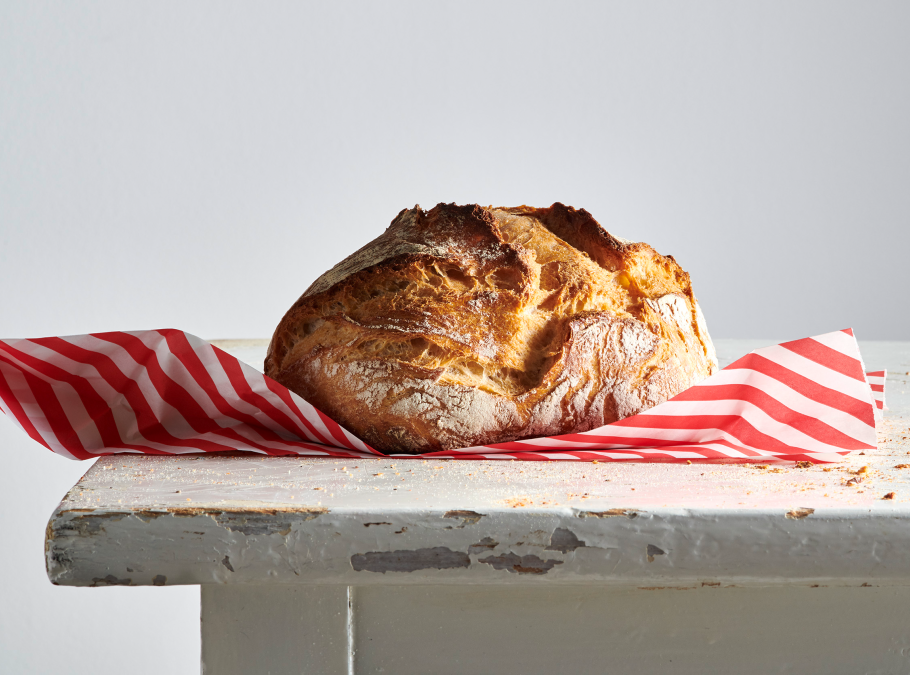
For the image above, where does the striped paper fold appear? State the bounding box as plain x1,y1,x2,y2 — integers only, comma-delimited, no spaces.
0,328,880,463
866,370,886,418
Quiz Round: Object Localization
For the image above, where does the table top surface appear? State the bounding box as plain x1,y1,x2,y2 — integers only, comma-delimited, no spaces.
43,339,910,588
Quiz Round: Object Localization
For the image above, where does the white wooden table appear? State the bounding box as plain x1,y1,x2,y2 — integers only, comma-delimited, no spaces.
45,340,910,674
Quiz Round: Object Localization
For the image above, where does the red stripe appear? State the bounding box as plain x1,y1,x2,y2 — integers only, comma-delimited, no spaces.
202,425,302,454
780,337,867,382
163,332,286,437
869,384,884,393
556,433,770,455
160,331,322,452
98,333,231,435
314,408,360,450
665,383,868,450
32,336,235,453
865,371,885,378
418,447,827,462
145,336,365,455
612,413,873,453
103,333,309,456
211,347,336,447
282,442,361,455
7,333,375,457
0,348,96,459
841,328,854,337
0,359,58,452
518,448,841,464
479,435,771,456
722,354,874,426
0,344,163,455
559,419,841,455
619,436,775,456
259,375,339,445
259,372,381,454
88,333,270,453
17,368,94,460
487,436,784,457
1,341,376,458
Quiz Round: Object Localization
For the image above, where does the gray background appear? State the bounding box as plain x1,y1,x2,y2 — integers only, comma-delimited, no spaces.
1,2,908,673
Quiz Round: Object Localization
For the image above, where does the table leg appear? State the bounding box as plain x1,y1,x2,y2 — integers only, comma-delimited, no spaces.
201,584,350,674
202,584,910,674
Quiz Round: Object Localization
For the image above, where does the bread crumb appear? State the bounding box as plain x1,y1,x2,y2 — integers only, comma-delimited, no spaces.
883,492,896,500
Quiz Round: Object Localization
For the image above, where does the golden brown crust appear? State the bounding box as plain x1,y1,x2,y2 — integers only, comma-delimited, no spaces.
266,203,717,454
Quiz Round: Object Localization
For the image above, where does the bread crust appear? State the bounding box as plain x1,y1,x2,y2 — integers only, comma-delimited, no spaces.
266,203,718,454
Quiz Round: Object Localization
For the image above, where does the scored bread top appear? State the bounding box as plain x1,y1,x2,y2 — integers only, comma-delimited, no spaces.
266,203,717,454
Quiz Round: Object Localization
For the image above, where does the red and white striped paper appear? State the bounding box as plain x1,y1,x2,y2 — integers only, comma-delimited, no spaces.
866,370,887,418
0,328,880,463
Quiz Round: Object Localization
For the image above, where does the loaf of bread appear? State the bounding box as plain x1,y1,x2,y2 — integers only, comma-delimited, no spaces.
265,203,718,454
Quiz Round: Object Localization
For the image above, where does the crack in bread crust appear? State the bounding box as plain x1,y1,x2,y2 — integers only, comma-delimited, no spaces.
266,202,718,454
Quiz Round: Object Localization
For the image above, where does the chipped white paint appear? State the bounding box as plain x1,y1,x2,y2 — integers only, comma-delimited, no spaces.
39,339,910,673
45,428,910,588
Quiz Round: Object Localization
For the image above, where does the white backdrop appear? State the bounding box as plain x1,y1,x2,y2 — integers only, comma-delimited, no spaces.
2,2,909,673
